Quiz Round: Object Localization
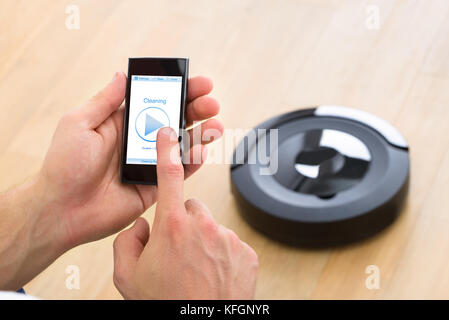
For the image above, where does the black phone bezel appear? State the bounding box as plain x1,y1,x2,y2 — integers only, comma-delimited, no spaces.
120,57,188,185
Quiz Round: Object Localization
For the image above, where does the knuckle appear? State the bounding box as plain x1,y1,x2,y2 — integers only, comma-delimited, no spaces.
113,232,125,252
200,215,218,235
112,238,120,252
160,162,184,178
250,248,259,265
112,245,128,288
239,240,259,267
164,210,184,234
113,270,126,289
226,229,241,244
246,245,259,267
218,226,243,249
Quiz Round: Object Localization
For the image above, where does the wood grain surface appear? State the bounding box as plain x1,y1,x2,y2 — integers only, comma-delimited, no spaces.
1,0,448,299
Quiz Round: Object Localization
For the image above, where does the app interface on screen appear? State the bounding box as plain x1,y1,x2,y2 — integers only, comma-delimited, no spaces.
126,75,182,165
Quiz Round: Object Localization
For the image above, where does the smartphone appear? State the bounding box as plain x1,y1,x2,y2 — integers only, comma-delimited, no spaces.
121,57,188,185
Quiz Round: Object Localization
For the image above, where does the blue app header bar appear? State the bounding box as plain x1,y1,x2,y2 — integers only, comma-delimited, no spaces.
132,75,181,82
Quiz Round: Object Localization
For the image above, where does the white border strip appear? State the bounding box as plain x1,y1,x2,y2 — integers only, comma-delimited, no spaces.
315,105,408,148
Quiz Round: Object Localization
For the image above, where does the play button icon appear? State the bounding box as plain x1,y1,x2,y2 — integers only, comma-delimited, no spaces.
135,107,170,142
145,114,164,136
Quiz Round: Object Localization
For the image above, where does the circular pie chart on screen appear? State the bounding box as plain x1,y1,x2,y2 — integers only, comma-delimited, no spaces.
135,106,170,142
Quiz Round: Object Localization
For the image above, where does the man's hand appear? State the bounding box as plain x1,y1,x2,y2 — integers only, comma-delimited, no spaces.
113,128,259,299
40,72,222,247
0,72,222,290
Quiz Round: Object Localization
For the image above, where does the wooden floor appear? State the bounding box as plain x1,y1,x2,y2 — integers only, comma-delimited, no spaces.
1,0,449,299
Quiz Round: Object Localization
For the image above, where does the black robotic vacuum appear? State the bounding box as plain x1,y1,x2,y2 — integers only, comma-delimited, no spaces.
230,105,409,247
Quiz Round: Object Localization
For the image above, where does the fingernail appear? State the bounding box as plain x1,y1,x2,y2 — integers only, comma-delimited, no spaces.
112,72,120,81
160,127,178,142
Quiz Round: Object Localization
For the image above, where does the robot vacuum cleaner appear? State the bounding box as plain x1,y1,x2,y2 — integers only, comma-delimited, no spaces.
230,105,409,247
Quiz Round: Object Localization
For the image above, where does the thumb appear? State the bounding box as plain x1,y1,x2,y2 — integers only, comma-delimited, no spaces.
113,218,150,288
79,72,126,129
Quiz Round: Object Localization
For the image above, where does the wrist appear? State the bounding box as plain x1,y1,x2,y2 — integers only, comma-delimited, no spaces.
28,173,73,253
0,174,68,290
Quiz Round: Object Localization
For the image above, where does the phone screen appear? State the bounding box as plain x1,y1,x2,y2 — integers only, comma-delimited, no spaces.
121,57,188,185
125,75,182,165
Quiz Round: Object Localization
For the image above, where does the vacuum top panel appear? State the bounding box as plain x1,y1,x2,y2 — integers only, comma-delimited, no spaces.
231,105,410,246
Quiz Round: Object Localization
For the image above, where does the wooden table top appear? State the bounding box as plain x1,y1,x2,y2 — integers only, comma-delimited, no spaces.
1,0,448,299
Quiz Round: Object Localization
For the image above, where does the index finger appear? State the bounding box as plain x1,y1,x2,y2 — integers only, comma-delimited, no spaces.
155,127,185,212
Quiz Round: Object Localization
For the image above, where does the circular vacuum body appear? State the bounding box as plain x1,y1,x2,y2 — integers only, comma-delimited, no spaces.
230,105,410,247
